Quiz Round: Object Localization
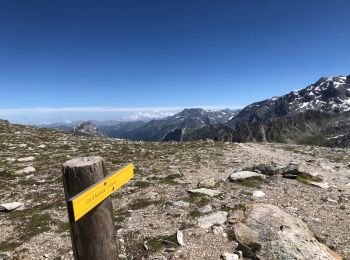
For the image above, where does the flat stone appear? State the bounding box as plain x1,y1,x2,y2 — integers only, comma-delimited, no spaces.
253,190,265,198
177,230,184,246
15,166,36,174
198,205,213,213
0,202,24,212
17,156,35,162
198,211,228,228
145,191,158,199
310,182,330,189
229,171,266,181
221,252,239,260
173,200,190,208
188,188,220,197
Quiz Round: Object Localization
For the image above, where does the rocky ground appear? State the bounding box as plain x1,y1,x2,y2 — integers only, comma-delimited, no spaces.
0,120,349,259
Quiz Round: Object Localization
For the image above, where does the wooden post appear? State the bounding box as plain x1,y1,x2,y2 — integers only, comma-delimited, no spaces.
62,156,118,260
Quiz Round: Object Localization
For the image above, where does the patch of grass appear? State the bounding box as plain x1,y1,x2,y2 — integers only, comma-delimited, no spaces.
333,155,345,163
226,228,236,241
58,222,70,233
0,242,21,252
0,170,16,180
183,193,210,207
17,178,37,186
122,230,147,258
25,212,51,237
114,210,131,224
220,205,232,212
159,173,181,185
296,173,323,185
235,203,247,212
128,199,162,210
134,180,151,189
146,232,179,253
193,154,201,163
189,210,201,218
235,177,264,188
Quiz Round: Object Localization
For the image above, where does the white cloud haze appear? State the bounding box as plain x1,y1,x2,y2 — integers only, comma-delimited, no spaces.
0,105,242,124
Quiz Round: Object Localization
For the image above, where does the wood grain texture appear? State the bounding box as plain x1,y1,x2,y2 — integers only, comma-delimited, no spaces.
62,156,118,260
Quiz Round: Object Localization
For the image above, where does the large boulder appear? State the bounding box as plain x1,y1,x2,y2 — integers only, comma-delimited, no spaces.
233,203,341,260
198,211,228,229
280,163,302,179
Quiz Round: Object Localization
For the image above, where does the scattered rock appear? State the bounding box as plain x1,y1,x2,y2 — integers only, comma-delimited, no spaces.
0,252,10,260
247,164,278,175
227,211,245,225
310,182,330,189
198,211,228,228
228,171,266,181
198,205,212,213
327,198,338,204
144,191,158,199
252,190,265,198
212,225,224,235
221,252,239,260
0,202,24,212
17,156,35,162
280,163,302,178
233,203,341,259
15,166,36,174
321,164,335,172
188,188,221,197
177,230,184,246
197,178,217,188
173,200,190,208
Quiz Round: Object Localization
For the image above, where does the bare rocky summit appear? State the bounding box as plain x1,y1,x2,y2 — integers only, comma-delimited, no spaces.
0,120,349,259
71,121,104,137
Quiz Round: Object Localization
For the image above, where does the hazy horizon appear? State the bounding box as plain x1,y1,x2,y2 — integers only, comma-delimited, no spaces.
0,105,242,125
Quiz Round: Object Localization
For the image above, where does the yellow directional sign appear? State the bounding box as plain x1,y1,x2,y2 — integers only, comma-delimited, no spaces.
68,163,134,221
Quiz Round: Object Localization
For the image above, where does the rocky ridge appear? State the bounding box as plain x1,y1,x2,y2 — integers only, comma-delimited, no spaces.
185,75,350,147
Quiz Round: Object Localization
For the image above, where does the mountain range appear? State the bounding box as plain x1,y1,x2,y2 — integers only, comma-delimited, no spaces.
39,74,350,148
183,75,350,147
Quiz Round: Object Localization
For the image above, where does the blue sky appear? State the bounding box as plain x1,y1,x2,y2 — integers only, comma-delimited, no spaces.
0,0,349,123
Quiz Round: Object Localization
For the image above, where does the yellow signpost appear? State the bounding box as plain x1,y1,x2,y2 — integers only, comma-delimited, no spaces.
68,163,134,221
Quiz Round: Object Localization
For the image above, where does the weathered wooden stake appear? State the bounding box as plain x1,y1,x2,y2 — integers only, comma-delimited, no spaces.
62,156,118,260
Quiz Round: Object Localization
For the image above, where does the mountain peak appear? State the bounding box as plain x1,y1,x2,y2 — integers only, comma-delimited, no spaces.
71,121,104,137
225,74,350,130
